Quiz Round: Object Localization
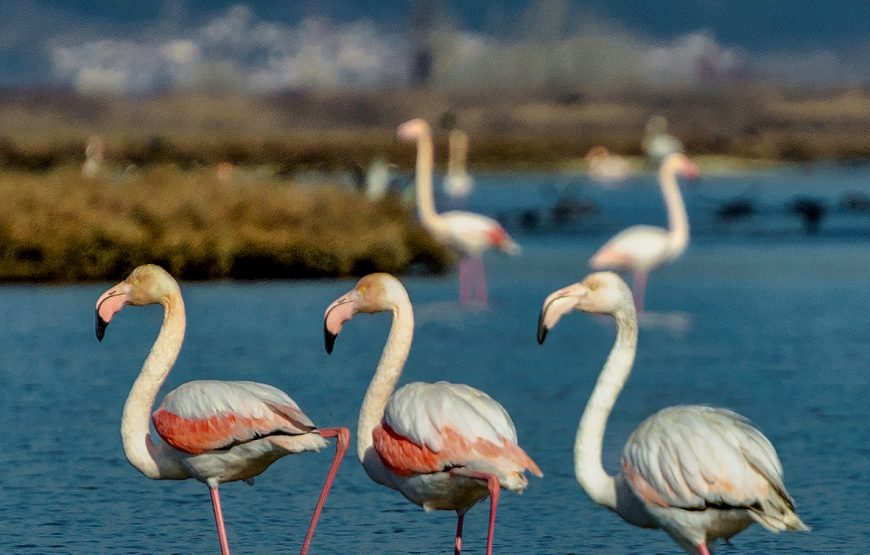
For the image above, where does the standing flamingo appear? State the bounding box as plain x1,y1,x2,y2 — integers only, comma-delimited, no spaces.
444,128,474,200
324,272,541,554
537,272,808,554
586,146,632,186
399,119,520,306
589,152,699,314
643,115,684,164
95,264,349,555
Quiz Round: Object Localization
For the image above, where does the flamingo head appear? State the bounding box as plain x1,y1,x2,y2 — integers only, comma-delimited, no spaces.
663,152,700,181
537,271,634,344
323,272,410,353
397,118,430,142
95,264,179,341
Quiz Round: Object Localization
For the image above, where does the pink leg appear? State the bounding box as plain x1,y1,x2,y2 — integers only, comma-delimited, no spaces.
697,543,711,555
454,513,464,555
458,257,471,304
300,427,350,555
632,271,647,316
209,484,231,555
484,475,500,555
473,255,488,305
448,469,500,555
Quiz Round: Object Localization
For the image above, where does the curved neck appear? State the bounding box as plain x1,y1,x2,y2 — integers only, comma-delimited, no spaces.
357,296,414,483
659,164,688,255
413,128,440,224
120,293,188,479
575,308,637,510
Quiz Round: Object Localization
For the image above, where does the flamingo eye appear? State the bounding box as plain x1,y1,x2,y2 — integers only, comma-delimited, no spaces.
588,282,599,291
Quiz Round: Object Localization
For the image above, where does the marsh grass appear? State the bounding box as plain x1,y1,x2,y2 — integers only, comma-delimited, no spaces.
0,86,867,172
0,165,451,282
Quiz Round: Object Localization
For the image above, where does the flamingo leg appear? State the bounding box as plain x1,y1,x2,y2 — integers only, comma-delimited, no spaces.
632,271,647,315
208,483,231,555
458,257,472,305
454,513,464,555
697,543,712,555
300,427,351,555
448,469,500,555
484,474,500,555
473,255,488,305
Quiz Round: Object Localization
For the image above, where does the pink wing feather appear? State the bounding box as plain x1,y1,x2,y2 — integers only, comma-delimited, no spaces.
372,382,541,478
621,405,789,510
153,380,315,455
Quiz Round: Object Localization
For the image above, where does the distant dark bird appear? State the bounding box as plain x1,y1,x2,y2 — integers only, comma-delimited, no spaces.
788,197,826,234
715,198,756,221
839,191,870,213
551,196,599,224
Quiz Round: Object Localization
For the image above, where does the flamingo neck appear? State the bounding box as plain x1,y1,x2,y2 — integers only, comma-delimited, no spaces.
357,296,414,485
413,127,441,226
120,292,188,480
659,164,689,257
575,308,638,510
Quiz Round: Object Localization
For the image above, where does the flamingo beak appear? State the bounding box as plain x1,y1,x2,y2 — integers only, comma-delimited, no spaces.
323,294,356,354
683,161,701,181
537,289,581,344
95,283,131,341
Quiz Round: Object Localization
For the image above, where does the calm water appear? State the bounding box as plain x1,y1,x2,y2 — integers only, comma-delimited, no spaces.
1,166,869,554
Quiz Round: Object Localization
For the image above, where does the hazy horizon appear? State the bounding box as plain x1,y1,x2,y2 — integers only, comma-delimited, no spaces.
1,1,868,95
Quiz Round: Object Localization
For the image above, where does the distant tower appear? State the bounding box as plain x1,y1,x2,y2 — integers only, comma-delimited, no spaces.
410,0,437,88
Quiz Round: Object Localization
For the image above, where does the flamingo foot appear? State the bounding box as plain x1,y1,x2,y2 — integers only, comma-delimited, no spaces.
300,427,351,555
208,483,231,555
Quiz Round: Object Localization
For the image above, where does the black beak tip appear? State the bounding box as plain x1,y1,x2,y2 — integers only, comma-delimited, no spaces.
537,310,548,345
324,326,337,355
537,326,548,345
95,316,108,342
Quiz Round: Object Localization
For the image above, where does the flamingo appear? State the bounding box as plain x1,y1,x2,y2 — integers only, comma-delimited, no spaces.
585,146,632,186
444,128,474,200
95,264,349,555
589,152,699,314
82,135,105,179
537,271,808,554
324,272,541,554
643,115,684,164
399,118,520,306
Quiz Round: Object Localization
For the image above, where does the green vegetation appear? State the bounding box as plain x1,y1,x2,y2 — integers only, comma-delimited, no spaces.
0,165,451,282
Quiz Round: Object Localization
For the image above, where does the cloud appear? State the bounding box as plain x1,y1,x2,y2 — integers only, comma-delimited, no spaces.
50,3,406,94
46,2,863,95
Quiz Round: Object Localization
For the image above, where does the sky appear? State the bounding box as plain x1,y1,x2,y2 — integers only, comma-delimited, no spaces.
1,0,867,94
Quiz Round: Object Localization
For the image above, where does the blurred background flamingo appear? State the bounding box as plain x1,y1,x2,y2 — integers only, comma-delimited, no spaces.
585,145,632,186
444,128,474,200
324,272,541,554
538,271,808,554
95,264,349,555
399,118,520,305
589,152,699,314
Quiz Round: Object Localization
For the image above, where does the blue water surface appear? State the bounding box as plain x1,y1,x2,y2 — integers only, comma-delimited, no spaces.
1,165,868,554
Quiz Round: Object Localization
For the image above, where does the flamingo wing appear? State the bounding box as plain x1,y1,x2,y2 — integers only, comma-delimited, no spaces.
372,381,541,479
153,380,316,455
590,225,670,270
621,405,792,512
439,211,518,255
